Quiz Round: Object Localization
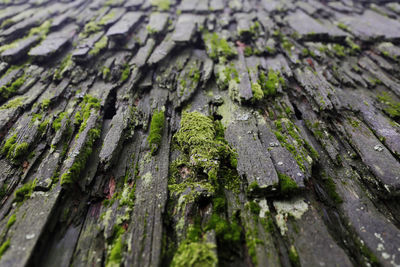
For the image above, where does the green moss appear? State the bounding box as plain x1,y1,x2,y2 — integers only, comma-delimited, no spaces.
39,119,49,134
107,235,123,267
337,22,348,31
216,63,240,90
41,99,51,110
273,119,317,172
360,244,379,265
278,172,298,195
120,64,130,82
348,118,360,128
248,200,261,215
53,54,73,81
1,18,13,29
28,20,51,39
6,214,16,229
89,36,108,56
0,239,10,260
0,75,26,101
323,176,343,204
60,127,101,186
206,214,242,244
13,142,28,159
282,39,294,53
244,46,253,57
171,239,218,267
332,44,346,57
0,96,25,110
80,21,102,38
203,32,237,61
175,112,224,182
1,133,29,162
1,134,17,156
289,245,300,266
52,112,67,131
245,227,263,265
102,66,111,80
14,179,36,203
151,0,170,11
377,92,400,118
251,82,264,101
259,69,285,96
148,110,165,154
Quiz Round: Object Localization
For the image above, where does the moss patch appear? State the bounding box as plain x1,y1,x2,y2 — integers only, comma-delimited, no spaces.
278,172,298,195
203,32,237,62
0,239,10,260
89,36,108,56
377,91,400,119
14,179,36,203
151,0,170,11
148,109,165,154
0,75,26,102
171,225,218,267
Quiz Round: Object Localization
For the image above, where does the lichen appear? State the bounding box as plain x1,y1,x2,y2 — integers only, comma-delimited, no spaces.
148,109,165,154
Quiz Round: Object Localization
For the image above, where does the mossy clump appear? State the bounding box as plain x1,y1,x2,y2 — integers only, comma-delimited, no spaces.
120,64,131,82
205,214,241,244
107,235,123,267
6,214,16,229
171,226,218,267
289,245,300,266
0,75,26,102
89,36,108,56
273,118,318,172
14,179,36,203
52,112,67,131
323,176,343,204
251,82,264,101
148,110,165,154
53,54,73,81
74,94,101,133
151,0,170,11
1,134,29,162
61,95,101,185
332,44,346,57
278,172,298,195
216,63,240,90
0,97,25,110
258,70,285,97
203,32,237,61
174,111,236,182
28,20,51,39
60,127,101,186
0,239,10,260
377,91,400,119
